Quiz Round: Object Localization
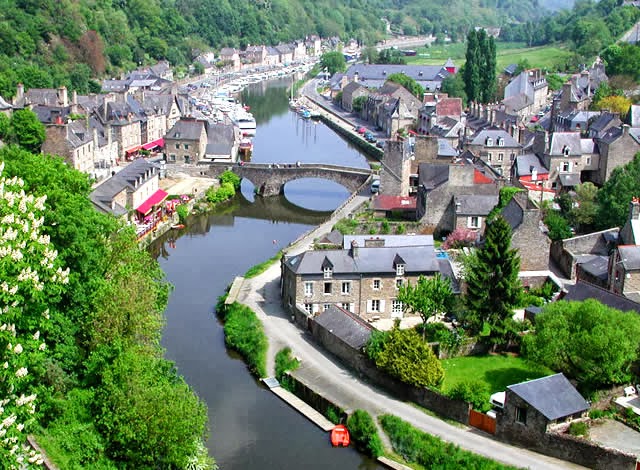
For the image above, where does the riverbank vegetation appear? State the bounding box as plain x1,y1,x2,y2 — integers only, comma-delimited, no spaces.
275,347,300,391
217,301,268,378
244,250,284,279
0,145,211,467
206,171,241,205
346,410,384,458
380,415,519,469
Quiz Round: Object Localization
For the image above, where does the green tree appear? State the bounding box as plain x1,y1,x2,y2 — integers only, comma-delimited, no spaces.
374,327,444,388
386,73,424,100
464,216,522,348
360,46,379,64
352,95,367,112
320,51,347,76
523,299,640,390
0,113,9,141
545,73,565,91
544,210,573,241
9,109,45,153
463,29,496,103
398,274,454,339
440,74,467,105
570,182,599,232
596,153,640,230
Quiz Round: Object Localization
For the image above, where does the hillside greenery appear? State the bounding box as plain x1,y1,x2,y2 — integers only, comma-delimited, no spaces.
1,0,558,99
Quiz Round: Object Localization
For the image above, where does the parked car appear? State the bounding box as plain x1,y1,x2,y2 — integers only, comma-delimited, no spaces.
356,126,367,135
376,139,385,149
370,178,380,194
364,131,376,142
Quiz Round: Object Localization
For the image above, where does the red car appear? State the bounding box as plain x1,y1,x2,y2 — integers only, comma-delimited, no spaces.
356,126,367,135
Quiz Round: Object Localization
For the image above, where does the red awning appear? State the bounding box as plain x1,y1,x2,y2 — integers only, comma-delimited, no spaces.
142,138,164,150
136,189,168,215
125,145,142,154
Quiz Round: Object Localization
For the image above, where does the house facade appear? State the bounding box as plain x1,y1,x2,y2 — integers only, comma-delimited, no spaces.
465,128,522,178
164,118,207,164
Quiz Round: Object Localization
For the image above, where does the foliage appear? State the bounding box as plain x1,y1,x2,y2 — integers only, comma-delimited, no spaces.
244,250,282,279
544,210,572,241
0,114,9,141
523,299,640,390
219,170,241,190
380,414,519,470
463,29,496,103
464,216,522,348
441,355,553,394
176,204,189,224
8,109,46,153
320,51,346,76
487,187,522,222
593,95,632,119
275,347,300,391
373,327,444,388
421,323,465,356
397,274,454,337
447,380,491,412
395,223,406,235
94,348,208,468
596,153,640,230
440,74,467,106
545,73,565,91
568,421,589,437
376,48,406,65
333,217,359,235
364,329,389,361
386,73,424,100
325,405,343,425
601,42,640,82
352,96,367,113
442,227,477,250
206,182,236,204
218,302,268,378
570,182,599,232
346,410,384,458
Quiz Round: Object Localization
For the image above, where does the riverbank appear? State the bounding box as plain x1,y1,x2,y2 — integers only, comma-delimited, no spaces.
234,205,584,470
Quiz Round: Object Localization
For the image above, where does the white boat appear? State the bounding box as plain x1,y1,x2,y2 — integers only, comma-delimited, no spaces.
229,105,256,136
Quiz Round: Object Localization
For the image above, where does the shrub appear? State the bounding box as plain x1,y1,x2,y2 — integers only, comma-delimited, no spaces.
442,228,477,250
325,405,344,424
395,223,406,234
446,380,491,412
364,330,389,361
347,410,384,458
381,219,390,234
219,170,241,189
568,421,589,437
176,204,188,224
380,414,518,469
206,181,236,204
275,347,300,391
218,302,268,378
333,218,359,235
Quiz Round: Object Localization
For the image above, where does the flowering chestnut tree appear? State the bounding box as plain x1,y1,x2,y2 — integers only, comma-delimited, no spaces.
0,162,69,468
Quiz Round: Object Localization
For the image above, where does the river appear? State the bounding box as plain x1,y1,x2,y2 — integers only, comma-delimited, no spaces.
153,76,383,469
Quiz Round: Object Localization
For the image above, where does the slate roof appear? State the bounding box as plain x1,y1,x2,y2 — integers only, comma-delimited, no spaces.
515,153,547,177
438,139,458,157
66,120,93,149
576,254,609,281
469,128,520,148
343,234,434,249
317,230,343,246
507,373,589,421
314,305,372,350
563,281,640,314
589,112,620,133
504,63,518,75
102,80,129,93
166,119,205,141
205,123,235,156
502,94,533,113
335,64,451,90
580,138,596,154
33,105,70,124
598,126,624,144
418,163,450,190
501,195,526,230
454,194,499,216
284,246,439,275
630,105,640,127
549,132,582,155
618,245,640,270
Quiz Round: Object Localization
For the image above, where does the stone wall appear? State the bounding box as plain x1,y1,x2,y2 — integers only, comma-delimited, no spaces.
542,431,637,470
285,372,349,422
550,229,616,279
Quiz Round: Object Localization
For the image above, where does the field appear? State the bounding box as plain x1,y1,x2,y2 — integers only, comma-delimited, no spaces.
441,354,553,394
405,41,574,72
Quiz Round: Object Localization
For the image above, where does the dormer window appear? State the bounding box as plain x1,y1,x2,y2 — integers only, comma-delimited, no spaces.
323,267,332,279
486,137,493,146
393,253,406,276
497,138,505,147
396,264,405,276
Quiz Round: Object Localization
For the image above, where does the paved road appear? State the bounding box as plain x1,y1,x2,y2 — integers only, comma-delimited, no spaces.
235,197,585,470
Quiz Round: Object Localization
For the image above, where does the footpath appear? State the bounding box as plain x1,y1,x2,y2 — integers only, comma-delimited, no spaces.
234,199,584,470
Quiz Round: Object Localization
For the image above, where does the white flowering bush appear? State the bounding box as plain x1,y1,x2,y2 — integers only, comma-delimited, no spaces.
0,161,69,468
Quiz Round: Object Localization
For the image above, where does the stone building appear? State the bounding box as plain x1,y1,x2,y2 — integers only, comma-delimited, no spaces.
501,193,551,271
41,120,95,176
593,125,640,186
281,235,453,322
452,194,499,234
496,374,589,445
465,128,522,178
379,139,412,197
164,118,208,164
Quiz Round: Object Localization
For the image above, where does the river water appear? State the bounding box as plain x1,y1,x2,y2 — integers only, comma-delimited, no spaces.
153,77,382,469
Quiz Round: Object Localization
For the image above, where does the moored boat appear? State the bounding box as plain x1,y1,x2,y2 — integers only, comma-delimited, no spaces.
171,224,185,229
330,425,350,447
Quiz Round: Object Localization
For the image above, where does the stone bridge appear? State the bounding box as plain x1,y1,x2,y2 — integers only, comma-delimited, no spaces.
230,162,372,196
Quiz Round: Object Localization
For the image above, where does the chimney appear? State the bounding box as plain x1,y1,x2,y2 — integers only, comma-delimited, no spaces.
353,71,359,83
350,240,359,258
57,85,68,107
15,83,24,105
489,107,496,125
72,90,77,105
623,124,630,136
630,197,640,221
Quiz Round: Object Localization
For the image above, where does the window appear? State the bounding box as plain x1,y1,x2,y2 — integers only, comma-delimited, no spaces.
486,137,493,146
341,281,351,295
561,161,571,172
169,154,176,161
323,267,332,279
370,299,381,312
323,303,331,311
396,264,405,276
341,302,351,311
487,153,492,162
184,144,190,150
586,156,591,166
392,299,403,314
498,137,505,147
468,216,480,229
304,282,313,297
372,279,381,290
396,279,403,289
510,153,516,161
184,155,191,164
324,282,332,294
304,303,312,314
498,153,504,162
175,144,180,149
516,407,527,425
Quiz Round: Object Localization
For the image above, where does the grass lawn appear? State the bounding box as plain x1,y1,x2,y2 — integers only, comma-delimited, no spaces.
441,354,554,394
405,41,574,72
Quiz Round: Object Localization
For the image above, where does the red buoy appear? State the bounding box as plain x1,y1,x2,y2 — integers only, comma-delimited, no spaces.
330,424,350,447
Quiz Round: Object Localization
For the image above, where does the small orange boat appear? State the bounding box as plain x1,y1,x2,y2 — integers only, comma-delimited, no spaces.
330,424,350,447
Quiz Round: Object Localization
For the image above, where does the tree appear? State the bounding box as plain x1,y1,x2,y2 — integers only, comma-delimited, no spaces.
593,95,632,119
386,73,424,100
0,113,9,141
544,210,573,241
523,299,640,390
463,29,496,103
376,48,406,65
398,274,453,338
9,109,45,153
352,95,367,112
374,327,444,388
545,73,565,91
440,74,467,105
570,182,599,232
360,46,378,64
320,51,346,76
464,216,522,348
596,153,640,230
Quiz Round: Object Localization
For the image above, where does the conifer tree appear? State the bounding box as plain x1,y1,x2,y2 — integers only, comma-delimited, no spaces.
463,29,497,103
464,215,522,348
